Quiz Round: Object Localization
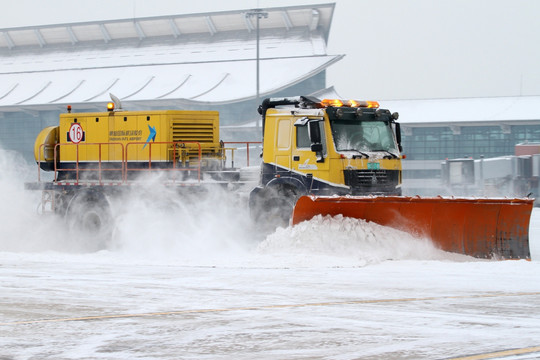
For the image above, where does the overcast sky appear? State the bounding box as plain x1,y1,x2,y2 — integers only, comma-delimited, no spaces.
2,0,539,100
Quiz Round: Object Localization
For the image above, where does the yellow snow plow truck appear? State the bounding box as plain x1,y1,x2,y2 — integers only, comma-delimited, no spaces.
248,96,534,259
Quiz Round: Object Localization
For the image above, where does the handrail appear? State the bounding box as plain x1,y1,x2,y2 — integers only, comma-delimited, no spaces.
53,142,125,185
124,141,202,183
223,147,236,168
223,141,262,167
37,140,261,185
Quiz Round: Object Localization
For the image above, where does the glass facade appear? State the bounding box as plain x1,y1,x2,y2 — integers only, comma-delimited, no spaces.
402,124,540,160
0,111,59,162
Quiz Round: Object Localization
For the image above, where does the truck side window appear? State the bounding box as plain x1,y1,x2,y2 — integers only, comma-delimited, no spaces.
296,125,310,148
297,121,327,157
277,119,291,149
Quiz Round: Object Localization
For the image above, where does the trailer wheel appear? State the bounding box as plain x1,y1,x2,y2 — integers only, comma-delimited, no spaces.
66,190,113,251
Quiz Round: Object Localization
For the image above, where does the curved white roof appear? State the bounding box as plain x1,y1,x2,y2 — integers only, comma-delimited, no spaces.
0,3,341,111
380,96,540,126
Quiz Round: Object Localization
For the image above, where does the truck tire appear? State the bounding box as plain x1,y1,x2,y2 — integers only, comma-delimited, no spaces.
65,190,113,251
250,185,299,230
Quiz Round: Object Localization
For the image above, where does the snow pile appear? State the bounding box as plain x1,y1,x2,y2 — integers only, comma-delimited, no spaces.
257,214,468,267
108,184,466,267
109,191,471,267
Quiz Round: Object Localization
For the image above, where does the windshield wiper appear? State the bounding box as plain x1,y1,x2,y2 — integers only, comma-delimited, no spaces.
373,150,398,159
339,149,369,158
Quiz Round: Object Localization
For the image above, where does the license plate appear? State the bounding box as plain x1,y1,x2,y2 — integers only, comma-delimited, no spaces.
367,162,380,170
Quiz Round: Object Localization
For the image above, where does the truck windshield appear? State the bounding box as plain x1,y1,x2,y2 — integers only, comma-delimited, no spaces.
330,120,397,153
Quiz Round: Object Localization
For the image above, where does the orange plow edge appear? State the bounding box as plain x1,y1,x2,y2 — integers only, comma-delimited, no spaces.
291,196,534,259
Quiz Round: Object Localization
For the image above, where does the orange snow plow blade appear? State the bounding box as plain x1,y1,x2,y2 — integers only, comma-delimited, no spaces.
292,196,534,259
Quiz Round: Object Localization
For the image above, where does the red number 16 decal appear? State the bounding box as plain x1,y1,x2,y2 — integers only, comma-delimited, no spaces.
69,123,84,144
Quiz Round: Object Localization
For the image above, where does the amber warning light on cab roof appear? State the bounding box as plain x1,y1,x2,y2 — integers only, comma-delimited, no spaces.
107,102,115,111
319,99,379,108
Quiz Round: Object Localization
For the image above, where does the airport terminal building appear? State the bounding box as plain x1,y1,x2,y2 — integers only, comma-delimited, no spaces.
0,3,341,159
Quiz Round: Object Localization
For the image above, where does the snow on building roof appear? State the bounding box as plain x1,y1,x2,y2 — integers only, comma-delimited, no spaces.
0,3,340,111
380,96,540,126
0,4,335,49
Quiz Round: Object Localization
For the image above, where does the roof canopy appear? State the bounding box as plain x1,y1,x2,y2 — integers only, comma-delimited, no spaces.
380,96,540,126
0,3,340,111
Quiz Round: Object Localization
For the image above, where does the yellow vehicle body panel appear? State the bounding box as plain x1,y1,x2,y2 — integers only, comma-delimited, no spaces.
56,110,220,163
34,126,59,163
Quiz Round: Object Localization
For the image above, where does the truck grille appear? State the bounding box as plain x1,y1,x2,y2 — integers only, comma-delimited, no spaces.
343,169,399,193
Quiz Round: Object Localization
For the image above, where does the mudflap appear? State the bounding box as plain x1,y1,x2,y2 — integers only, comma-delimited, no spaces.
292,195,534,259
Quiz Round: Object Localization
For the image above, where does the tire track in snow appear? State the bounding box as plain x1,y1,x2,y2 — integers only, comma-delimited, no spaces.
447,345,540,360
2,291,540,326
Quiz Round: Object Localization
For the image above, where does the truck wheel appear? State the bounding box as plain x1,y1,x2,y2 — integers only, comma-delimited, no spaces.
264,196,295,227
66,190,113,251
251,185,298,230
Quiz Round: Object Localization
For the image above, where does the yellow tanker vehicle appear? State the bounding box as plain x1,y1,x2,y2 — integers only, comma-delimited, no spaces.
34,101,226,181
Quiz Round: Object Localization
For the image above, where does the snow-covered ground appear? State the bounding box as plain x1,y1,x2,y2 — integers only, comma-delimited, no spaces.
1,149,540,359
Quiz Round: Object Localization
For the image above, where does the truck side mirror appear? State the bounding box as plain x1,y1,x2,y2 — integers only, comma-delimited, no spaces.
310,143,323,152
308,121,321,144
308,121,324,163
395,122,403,152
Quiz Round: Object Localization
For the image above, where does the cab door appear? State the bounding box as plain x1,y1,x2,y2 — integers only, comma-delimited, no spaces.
292,117,330,189
274,118,292,174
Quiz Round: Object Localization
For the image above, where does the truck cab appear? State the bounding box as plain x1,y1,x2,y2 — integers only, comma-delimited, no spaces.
249,96,403,224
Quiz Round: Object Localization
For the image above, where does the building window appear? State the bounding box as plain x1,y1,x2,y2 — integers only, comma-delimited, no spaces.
402,124,540,160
